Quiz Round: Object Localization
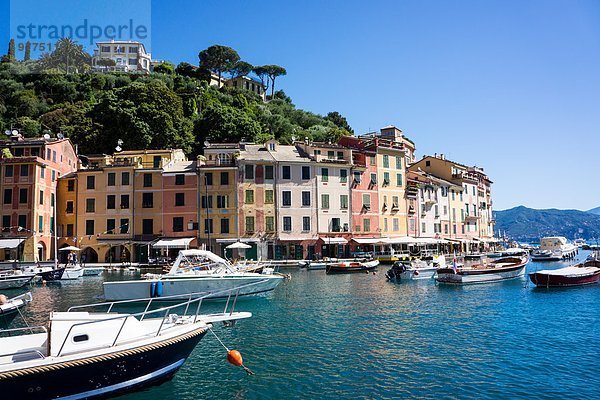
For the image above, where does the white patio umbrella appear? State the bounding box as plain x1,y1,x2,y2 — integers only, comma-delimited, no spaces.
226,241,252,249
59,246,81,251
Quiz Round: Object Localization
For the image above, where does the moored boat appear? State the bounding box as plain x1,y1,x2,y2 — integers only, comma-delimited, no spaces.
82,267,104,276
386,255,446,281
529,260,600,287
0,292,32,328
103,250,284,301
0,285,254,399
61,265,84,280
436,256,528,285
0,270,36,290
531,237,578,261
325,259,379,274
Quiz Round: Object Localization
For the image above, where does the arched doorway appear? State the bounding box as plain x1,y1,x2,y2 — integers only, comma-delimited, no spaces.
81,247,98,264
37,242,46,261
105,245,131,263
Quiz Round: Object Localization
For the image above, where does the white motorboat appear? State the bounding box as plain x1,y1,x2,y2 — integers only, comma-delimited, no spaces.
386,255,446,281
61,265,84,280
0,286,253,398
487,248,529,259
82,267,104,276
0,270,36,290
531,237,578,261
0,292,32,327
103,250,284,301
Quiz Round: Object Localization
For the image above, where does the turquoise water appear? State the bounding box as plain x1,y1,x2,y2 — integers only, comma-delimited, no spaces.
6,251,600,399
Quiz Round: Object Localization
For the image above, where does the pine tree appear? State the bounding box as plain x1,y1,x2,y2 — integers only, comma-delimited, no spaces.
8,38,16,62
24,41,31,61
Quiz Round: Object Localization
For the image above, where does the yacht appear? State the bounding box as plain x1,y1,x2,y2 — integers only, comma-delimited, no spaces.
531,237,578,261
0,270,36,290
0,287,252,398
103,250,284,301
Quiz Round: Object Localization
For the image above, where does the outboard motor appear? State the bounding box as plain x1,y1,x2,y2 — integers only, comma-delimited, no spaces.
386,262,408,281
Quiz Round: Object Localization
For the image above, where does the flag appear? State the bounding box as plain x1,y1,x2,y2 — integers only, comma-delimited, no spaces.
452,251,458,274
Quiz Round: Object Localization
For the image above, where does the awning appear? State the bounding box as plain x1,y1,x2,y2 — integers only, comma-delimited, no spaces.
0,238,25,249
152,238,195,249
319,237,348,245
352,238,384,245
278,237,316,242
216,238,260,243
384,236,419,245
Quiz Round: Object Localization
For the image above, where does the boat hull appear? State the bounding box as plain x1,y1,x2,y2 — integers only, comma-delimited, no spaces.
103,275,283,301
38,268,65,281
0,327,207,399
326,262,379,275
0,275,35,290
82,267,104,276
61,266,84,280
529,271,600,287
436,263,527,285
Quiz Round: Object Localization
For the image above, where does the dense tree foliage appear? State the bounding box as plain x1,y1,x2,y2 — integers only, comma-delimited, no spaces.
0,43,353,156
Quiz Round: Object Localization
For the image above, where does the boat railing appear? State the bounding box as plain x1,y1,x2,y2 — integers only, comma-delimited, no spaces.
56,279,268,357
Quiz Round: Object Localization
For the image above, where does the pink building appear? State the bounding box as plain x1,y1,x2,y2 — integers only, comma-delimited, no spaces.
159,161,200,259
0,134,77,261
338,136,380,253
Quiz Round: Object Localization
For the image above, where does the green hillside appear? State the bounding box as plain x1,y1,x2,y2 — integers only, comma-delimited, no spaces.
0,40,352,156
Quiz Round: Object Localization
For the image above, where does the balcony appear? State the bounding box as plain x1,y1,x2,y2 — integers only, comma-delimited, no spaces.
424,197,437,205
465,213,479,221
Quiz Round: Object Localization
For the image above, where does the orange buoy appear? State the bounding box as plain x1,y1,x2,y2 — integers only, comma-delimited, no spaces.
227,350,243,367
227,350,255,375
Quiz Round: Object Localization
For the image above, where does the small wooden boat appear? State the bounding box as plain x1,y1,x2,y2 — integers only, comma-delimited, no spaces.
326,259,379,274
529,260,600,287
0,285,255,399
436,256,528,285
0,292,32,328
0,270,36,290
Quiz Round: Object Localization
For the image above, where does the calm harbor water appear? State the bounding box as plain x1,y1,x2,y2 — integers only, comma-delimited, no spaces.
6,251,600,399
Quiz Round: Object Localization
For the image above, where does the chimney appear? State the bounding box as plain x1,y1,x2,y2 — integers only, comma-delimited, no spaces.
440,154,445,160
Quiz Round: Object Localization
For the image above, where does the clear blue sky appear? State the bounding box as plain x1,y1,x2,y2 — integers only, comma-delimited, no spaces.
1,0,599,211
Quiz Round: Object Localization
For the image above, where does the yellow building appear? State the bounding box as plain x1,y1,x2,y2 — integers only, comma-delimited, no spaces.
372,126,416,237
70,149,186,263
199,144,241,257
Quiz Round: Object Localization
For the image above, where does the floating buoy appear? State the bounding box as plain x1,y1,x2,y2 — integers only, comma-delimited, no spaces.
227,350,254,375
227,350,243,367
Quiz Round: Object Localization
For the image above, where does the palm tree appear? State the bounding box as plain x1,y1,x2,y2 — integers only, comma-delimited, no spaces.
39,38,91,73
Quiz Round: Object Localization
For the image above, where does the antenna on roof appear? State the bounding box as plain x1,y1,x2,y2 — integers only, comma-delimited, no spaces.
43,133,51,140
4,130,11,136
57,133,64,139
11,129,19,136
204,141,210,148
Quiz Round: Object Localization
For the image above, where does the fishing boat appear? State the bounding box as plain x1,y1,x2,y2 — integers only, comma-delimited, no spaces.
0,292,32,328
103,250,284,301
385,255,446,281
529,260,600,287
0,285,254,399
531,237,578,261
325,259,379,274
0,270,36,290
436,256,528,285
